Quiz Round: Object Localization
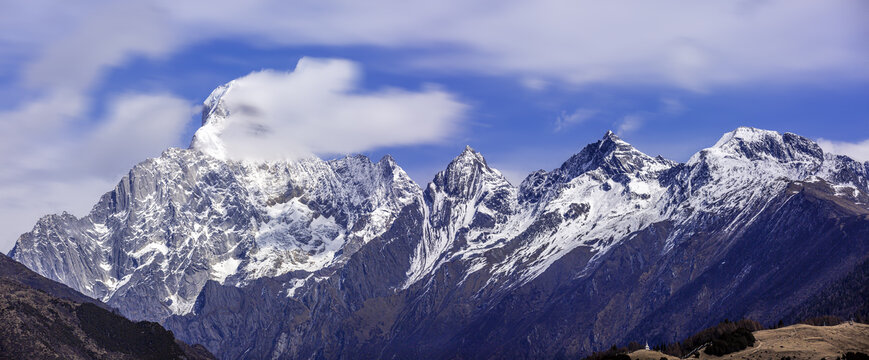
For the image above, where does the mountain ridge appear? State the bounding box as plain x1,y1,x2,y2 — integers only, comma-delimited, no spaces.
9,99,869,359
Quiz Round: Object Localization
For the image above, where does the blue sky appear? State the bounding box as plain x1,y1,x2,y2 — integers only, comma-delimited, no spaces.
97,39,869,182
0,0,867,251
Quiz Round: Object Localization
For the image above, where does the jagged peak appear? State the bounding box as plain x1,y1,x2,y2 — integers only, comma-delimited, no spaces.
328,153,373,167
201,80,235,126
377,154,417,184
323,153,417,190
697,126,823,164
459,145,485,161
378,154,396,165
189,81,236,160
595,130,634,154
557,131,669,179
430,146,511,197
446,145,489,170
712,126,780,148
601,129,622,142
376,154,416,183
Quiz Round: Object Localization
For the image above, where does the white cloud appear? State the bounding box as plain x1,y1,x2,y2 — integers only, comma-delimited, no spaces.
78,93,196,175
660,97,686,115
817,138,869,162
554,108,598,132
22,2,179,93
191,58,468,161
616,115,643,135
0,92,85,161
520,77,548,91
603,98,684,136
4,0,867,95
0,92,194,252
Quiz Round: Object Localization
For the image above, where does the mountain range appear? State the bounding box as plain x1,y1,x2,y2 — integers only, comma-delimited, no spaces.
9,81,869,359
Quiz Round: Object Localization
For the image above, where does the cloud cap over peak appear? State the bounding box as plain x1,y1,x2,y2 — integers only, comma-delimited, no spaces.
191,57,468,161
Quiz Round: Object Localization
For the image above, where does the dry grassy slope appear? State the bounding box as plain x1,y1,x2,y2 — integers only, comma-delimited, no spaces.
629,323,869,360
629,349,678,359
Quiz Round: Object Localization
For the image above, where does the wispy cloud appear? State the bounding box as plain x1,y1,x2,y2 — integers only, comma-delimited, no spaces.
608,97,685,135
660,97,686,115
3,0,866,97
520,77,548,91
554,108,598,132
616,115,643,135
0,92,195,251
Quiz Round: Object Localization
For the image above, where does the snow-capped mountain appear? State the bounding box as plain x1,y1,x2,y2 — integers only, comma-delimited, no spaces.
9,80,869,359
10,82,422,321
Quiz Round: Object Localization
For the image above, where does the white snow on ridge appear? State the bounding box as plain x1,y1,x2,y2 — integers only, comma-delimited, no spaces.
12,110,869,321
211,257,242,284
10,134,424,318
189,81,234,160
132,242,169,258
404,127,869,291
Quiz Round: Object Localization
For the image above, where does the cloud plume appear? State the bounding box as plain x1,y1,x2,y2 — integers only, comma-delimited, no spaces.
191,57,468,161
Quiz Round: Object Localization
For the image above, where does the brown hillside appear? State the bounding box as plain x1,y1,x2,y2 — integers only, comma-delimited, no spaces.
630,323,869,360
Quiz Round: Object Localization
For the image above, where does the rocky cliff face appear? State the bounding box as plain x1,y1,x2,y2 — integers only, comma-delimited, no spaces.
168,128,869,359
160,127,869,359
10,148,419,322
9,80,869,359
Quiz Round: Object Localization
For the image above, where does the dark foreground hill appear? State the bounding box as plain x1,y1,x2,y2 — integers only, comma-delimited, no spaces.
0,253,214,360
